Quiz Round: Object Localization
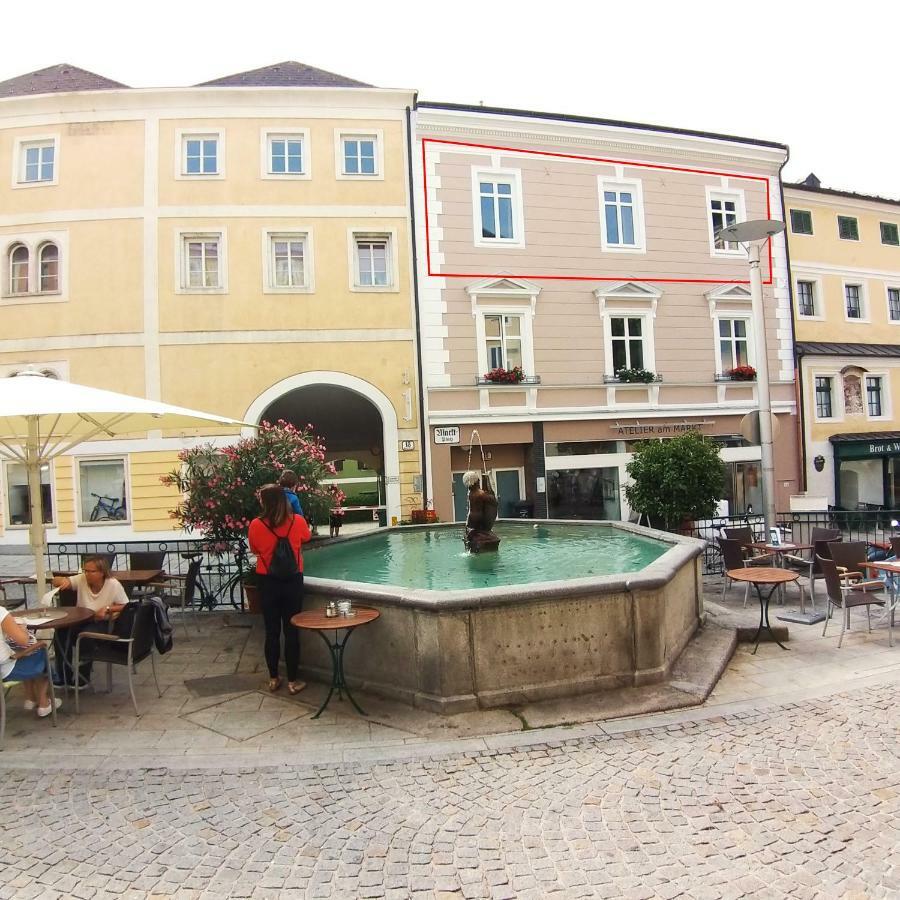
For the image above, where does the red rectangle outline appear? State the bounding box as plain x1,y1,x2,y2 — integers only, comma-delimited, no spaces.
421,137,774,286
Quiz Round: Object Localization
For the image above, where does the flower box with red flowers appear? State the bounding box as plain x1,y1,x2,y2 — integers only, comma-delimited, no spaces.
477,367,541,386
726,365,757,381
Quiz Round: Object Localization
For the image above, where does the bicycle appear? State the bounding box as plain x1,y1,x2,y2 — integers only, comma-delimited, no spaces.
180,542,248,611
89,493,127,521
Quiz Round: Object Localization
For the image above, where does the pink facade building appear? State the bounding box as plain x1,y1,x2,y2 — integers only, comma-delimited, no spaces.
413,103,799,523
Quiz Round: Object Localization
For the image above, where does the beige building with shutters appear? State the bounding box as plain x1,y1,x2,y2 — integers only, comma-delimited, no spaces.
414,103,800,523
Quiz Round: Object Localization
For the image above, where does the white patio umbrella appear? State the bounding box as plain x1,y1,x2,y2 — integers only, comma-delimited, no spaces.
0,369,247,597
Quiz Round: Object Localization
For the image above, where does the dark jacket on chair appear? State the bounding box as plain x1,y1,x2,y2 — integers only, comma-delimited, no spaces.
144,596,173,654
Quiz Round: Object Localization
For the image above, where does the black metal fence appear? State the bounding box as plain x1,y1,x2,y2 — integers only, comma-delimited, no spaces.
688,509,900,575
46,539,246,608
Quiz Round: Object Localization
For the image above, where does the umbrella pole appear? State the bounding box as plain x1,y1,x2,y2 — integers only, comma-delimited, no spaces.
26,417,48,603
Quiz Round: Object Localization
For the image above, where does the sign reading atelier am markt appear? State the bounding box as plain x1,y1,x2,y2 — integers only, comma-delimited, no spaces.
434,426,460,445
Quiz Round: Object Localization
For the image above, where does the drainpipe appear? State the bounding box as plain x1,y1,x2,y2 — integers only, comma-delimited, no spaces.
778,148,807,492
405,103,429,509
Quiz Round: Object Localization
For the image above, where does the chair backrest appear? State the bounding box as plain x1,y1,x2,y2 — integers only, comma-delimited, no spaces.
828,541,867,574
113,600,156,662
129,551,165,571
81,552,116,570
809,527,841,545
810,537,839,575
890,536,900,558
817,556,844,606
722,526,754,546
183,558,202,606
718,537,747,571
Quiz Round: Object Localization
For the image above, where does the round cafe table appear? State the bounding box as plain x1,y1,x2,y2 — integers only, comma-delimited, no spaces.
726,567,798,654
14,606,96,686
291,606,380,719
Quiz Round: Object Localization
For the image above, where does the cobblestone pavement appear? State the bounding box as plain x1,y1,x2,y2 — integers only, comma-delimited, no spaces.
3,681,899,900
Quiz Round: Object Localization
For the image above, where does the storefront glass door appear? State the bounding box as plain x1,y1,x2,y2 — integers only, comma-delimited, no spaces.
547,467,621,520
721,461,763,517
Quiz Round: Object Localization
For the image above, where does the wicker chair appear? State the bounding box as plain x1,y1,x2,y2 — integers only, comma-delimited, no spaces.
818,556,888,648
782,528,841,601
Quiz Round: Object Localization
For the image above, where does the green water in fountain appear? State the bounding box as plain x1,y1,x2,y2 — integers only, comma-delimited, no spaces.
303,523,669,590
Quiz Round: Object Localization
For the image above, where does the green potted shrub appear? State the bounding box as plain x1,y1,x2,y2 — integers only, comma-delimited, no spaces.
615,367,658,383
624,431,725,531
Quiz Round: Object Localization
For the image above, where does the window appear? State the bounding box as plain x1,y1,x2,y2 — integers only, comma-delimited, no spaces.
889,288,900,322
867,376,884,417
610,317,645,372
182,135,219,175
342,136,377,175
790,209,813,235
19,140,55,184
4,462,53,526
472,168,525,247
718,318,750,371
268,234,308,290
78,458,128,525
838,216,859,241
881,222,900,246
38,243,59,293
845,283,863,319
181,234,223,290
8,244,28,294
796,280,816,317
354,235,390,287
4,236,66,301
480,180,514,240
484,314,523,370
269,137,304,175
815,376,834,419
600,181,645,250
707,190,745,253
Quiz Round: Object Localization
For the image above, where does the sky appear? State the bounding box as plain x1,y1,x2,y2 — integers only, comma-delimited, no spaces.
3,1,899,199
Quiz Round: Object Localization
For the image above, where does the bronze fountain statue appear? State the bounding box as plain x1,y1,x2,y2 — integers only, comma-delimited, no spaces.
463,470,501,553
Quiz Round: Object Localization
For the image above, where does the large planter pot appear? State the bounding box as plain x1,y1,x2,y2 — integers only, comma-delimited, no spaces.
242,582,262,614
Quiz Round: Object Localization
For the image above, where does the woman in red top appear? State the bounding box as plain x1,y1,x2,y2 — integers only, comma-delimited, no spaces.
248,484,312,694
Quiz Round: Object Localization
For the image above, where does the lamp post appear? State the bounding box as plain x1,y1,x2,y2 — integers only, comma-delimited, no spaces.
716,219,785,534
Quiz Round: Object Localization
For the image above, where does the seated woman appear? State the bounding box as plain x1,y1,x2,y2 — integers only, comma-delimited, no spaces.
1,606,60,717
51,555,128,686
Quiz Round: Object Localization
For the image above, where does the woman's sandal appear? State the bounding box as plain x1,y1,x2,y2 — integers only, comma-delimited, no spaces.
268,677,282,692
287,681,306,695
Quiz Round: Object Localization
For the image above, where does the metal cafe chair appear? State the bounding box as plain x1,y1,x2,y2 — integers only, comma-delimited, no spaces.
818,556,888,648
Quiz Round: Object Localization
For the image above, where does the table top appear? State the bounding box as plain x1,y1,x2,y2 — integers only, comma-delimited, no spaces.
14,606,94,630
726,567,800,585
747,543,812,553
292,607,380,630
864,561,900,574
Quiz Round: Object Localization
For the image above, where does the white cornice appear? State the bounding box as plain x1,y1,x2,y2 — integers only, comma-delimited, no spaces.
416,111,787,172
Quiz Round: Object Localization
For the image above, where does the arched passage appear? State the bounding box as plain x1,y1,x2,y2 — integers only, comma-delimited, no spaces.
243,372,401,522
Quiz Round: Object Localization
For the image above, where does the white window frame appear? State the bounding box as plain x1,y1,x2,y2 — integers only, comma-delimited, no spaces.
260,128,311,181
262,229,315,294
598,177,646,253
865,372,890,421
471,166,526,249
812,371,842,422
334,129,384,180
347,228,398,292
76,455,131,527
602,311,656,377
3,459,56,529
706,187,747,257
886,285,900,324
794,275,824,320
474,306,535,378
176,230,227,294
12,135,59,188
837,215,860,241
713,313,754,375
789,208,814,236
1,231,69,305
842,280,868,323
176,129,225,179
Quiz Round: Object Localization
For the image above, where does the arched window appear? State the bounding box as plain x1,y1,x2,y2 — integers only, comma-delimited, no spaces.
9,244,29,294
38,242,59,293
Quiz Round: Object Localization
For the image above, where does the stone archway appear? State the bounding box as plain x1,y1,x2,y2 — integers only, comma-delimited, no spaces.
244,372,401,522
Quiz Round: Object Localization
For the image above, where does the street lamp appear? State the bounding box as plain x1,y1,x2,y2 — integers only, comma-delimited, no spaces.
716,219,785,533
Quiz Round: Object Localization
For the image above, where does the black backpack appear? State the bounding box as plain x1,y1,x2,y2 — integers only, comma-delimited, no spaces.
264,518,299,580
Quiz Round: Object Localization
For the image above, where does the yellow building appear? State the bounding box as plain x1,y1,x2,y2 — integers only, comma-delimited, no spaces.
786,174,900,508
0,62,423,544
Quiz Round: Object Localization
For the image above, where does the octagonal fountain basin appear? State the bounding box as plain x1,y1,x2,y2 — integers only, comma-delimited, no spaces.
301,521,705,714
